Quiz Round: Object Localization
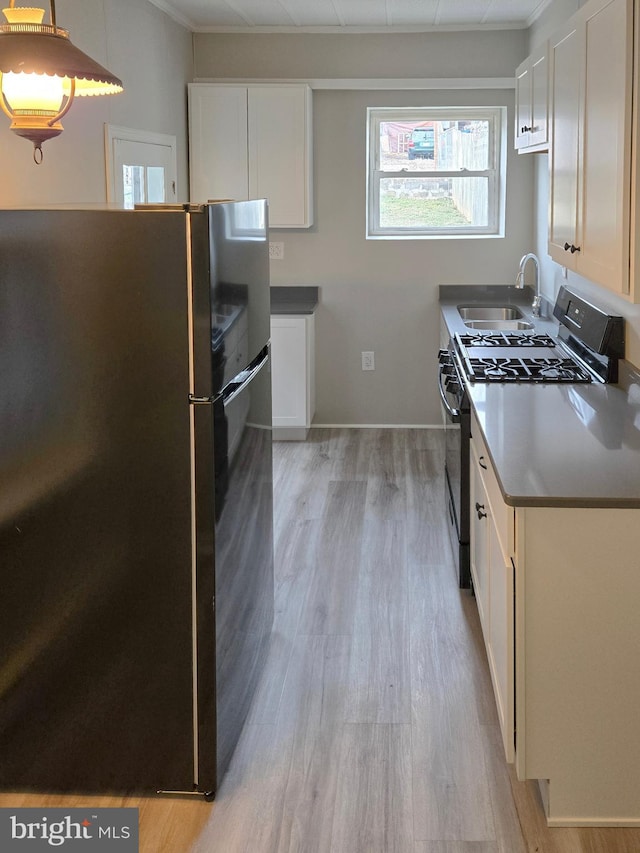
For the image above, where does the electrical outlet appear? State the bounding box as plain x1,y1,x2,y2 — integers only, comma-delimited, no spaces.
361,351,375,371
269,242,284,260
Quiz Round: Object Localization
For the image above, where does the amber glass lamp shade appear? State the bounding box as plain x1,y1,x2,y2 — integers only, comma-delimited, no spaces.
0,3,123,162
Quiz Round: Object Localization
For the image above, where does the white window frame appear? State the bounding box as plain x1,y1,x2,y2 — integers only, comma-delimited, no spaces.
104,124,178,208
366,106,507,240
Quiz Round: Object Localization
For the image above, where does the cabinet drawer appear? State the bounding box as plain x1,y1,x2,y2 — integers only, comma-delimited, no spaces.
470,417,514,560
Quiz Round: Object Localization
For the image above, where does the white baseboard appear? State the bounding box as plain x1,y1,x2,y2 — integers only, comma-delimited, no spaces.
310,423,445,429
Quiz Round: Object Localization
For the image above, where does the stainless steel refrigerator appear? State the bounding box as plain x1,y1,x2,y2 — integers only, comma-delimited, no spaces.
0,201,274,797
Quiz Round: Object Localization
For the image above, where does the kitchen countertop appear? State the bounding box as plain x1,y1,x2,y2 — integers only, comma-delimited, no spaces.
270,286,319,315
440,285,640,508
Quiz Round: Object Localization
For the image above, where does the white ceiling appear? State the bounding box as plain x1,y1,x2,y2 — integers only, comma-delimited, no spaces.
149,0,553,32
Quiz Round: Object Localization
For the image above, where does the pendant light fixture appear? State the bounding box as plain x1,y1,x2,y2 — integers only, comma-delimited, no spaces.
0,1,123,163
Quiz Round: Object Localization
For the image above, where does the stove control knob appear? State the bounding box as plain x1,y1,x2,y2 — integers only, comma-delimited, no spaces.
446,377,460,394
438,348,451,364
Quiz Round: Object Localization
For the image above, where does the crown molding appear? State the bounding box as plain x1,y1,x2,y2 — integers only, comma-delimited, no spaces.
192,77,516,90
193,22,527,34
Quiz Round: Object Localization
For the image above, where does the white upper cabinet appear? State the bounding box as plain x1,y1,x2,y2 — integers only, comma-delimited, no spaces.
515,42,549,152
548,0,634,298
548,20,581,260
248,87,313,228
188,86,249,203
188,83,314,229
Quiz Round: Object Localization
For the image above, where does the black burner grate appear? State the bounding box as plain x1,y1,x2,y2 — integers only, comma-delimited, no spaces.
457,331,557,348
465,355,591,383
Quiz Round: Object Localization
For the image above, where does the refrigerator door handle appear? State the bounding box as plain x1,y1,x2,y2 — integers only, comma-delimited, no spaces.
222,346,269,409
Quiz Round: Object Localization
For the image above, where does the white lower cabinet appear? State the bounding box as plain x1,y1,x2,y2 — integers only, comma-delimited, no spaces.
470,426,515,764
470,409,640,825
270,314,315,440
486,520,514,764
470,447,490,632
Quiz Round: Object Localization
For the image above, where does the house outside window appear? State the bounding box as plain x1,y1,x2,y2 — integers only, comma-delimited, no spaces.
367,106,506,239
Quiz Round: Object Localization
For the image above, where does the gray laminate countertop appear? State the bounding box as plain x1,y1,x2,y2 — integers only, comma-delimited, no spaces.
270,286,319,315
440,285,640,508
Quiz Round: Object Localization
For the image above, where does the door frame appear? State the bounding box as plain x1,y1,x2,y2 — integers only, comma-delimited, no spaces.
104,124,178,205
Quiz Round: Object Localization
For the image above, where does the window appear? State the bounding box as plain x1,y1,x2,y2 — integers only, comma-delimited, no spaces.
367,107,506,239
104,124,178,209
122,165,166,209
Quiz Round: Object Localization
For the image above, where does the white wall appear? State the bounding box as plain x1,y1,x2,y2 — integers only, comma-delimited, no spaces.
194,31,533,425
528,0,640,369
0,0,193,205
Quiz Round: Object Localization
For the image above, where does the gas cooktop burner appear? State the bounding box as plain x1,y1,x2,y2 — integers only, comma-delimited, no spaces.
457,331,557,348
465,355,591,383
481,359,524,379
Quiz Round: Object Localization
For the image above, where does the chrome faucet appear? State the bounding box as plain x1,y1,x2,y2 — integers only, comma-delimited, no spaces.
516,252,542,318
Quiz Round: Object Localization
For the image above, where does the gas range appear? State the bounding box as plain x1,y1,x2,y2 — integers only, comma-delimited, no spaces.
451,288,625,386
454,331,592,383
438,286,625,591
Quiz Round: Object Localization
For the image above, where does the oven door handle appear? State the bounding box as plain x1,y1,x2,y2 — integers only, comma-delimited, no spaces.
438,369,461,423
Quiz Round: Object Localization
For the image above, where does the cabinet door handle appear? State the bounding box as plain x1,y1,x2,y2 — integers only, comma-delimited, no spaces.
570,244,581,254
564,242,571,251
475,502,487,520
521,125,532,133
479,456,488,470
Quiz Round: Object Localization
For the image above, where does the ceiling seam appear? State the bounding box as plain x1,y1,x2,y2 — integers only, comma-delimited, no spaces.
525,0,556,28
277,0,301,26
331,0,347,27
481,0,498,26
222,0,255,27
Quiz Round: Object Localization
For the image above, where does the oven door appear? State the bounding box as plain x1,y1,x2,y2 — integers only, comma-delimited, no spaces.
438,358,471,588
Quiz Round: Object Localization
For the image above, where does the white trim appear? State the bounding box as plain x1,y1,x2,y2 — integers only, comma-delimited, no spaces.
104,124,178,205
366,105,507,239
193,77,516,91
310,423,444,429
545,818,640,828
192,23,527,34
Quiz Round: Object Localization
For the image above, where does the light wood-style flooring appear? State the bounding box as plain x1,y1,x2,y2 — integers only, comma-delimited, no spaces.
2,428,640,852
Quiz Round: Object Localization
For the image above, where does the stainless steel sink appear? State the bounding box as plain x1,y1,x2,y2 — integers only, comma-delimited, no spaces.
463,319,534,330
457,305,524,321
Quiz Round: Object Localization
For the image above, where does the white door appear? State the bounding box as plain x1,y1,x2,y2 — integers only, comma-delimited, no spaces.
105,125,177,208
